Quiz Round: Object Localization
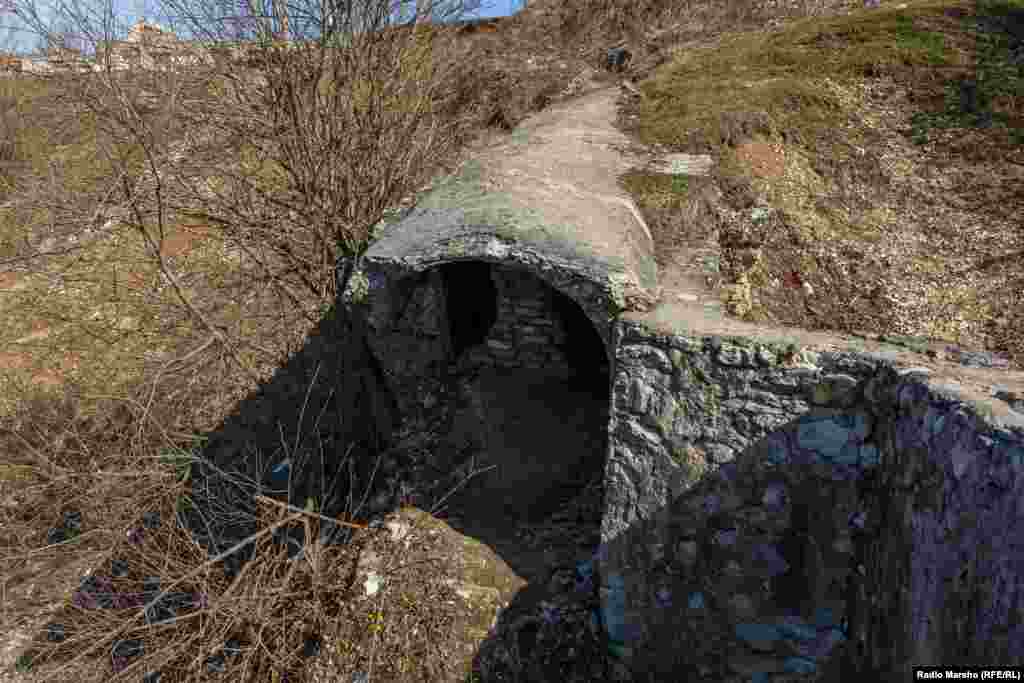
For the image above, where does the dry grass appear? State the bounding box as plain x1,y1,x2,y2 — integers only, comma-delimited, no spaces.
616,0,1024,366
0,9,614,681
0,378,503,682
1,0,1022,681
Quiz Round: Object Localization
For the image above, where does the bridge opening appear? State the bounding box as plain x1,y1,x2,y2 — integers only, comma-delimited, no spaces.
440,260,498,360
550,285,610,397
439,260,610,397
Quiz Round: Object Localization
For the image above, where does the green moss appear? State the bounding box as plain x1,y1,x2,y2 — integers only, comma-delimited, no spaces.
0,464,35,483
446,238,468,258
631,0,1023,181
654,405,675,437
639,2,975,147
877,334,935,355
345,270,372,304
618,170,692,211
811,381,834,406
672,351,723,422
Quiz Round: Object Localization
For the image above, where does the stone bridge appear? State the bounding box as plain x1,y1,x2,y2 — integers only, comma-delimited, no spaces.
336,83,1024,679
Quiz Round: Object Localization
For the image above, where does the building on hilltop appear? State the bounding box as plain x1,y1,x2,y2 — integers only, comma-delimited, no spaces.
95,21,213,71
126,20,178,47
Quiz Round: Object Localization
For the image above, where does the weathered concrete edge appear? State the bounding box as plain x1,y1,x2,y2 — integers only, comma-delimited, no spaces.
623,305,1024,409
363,156,662,313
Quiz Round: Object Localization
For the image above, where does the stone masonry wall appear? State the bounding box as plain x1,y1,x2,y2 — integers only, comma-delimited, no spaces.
358,243,617,420
462,263,573,379
600,322,1024,681
359,267,451,419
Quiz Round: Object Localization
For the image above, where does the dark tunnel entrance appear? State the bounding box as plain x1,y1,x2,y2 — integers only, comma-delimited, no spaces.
440,261,498,360
438,259,611,397
422,259,611,668
550,287,610,397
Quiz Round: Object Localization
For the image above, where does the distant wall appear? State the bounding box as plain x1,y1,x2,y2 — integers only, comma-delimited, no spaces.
457,261,594,380
600,323,1024,680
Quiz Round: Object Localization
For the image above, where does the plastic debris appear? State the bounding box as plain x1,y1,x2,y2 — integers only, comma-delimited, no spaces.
44,623,66,643
303,636,321,658
205,653,226,674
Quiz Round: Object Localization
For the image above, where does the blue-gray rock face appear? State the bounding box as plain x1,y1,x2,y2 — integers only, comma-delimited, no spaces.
601,323,1024,680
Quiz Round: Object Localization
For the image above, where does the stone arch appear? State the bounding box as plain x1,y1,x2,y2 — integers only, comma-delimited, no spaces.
439,260,611,391
356,246,619,416
344,239,621,631
549,283,611,394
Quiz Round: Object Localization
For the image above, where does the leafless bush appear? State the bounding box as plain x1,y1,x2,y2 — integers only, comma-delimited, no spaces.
0,0,501,680
4,0,482,376
0,0,489,464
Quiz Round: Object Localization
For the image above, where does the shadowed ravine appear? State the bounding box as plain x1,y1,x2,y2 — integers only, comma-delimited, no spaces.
436,365,610,620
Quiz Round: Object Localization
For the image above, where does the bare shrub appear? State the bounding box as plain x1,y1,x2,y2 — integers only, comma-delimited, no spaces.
0,0,489,447
0,0,502,680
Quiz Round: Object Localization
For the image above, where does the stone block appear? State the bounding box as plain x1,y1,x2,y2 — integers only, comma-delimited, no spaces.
485,339,512,352
518,334,551,346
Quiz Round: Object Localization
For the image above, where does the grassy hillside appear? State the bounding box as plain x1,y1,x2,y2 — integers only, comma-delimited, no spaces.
618,0,1023,364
